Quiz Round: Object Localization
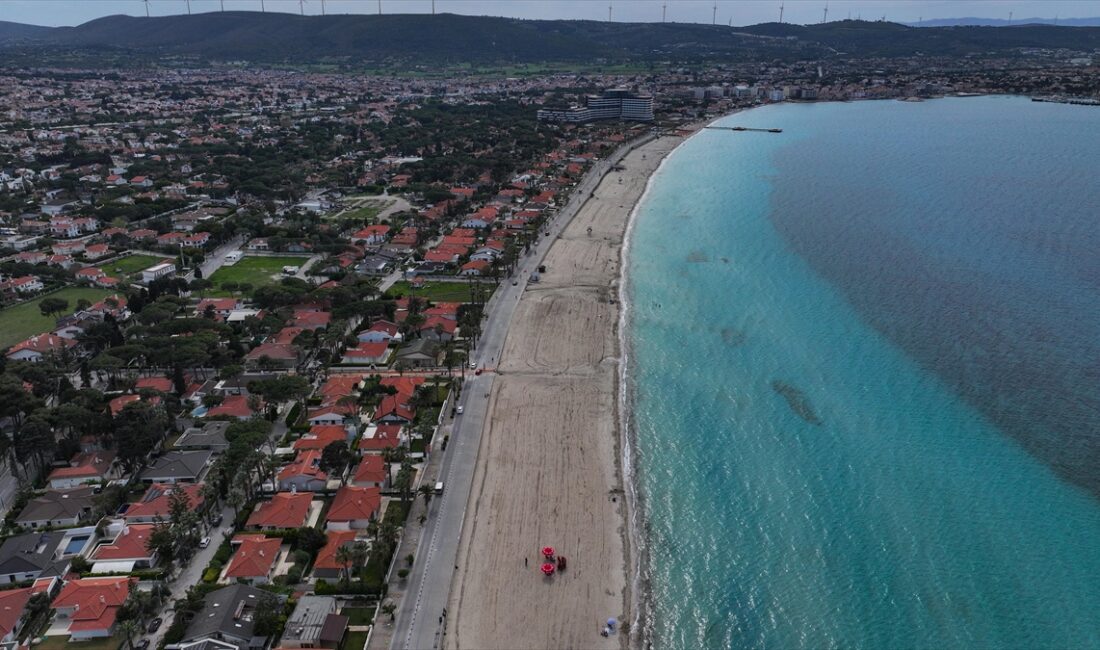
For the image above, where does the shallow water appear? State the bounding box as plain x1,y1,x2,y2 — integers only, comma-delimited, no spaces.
626,97,1100,649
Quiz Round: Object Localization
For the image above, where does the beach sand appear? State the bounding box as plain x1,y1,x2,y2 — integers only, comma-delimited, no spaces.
447,132,690,650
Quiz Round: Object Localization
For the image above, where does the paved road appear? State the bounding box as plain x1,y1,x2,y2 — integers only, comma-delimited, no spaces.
142,504,235,649
390,135,656,650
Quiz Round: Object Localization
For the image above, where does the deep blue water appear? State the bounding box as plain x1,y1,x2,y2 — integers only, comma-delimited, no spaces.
625,97,1100,649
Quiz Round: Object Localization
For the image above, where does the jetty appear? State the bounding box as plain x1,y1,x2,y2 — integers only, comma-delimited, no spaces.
705,125,783,133
1031,96,1100,107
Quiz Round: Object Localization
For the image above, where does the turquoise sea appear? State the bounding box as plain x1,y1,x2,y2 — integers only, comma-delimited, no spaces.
624,96,1100,649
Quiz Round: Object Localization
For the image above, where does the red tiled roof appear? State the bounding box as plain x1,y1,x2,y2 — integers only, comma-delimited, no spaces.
352,456,386,485
225,536,280,578
246,492,312,529
359,424,403,452
278,449,327,484
294,426,347,451
47,451,115,481
0,588,31,639
293,311,332,330
91,524,156,561
135,376,174,393
53,577,131,633
327,486,381,524
314,530,358,571
207,394,258,418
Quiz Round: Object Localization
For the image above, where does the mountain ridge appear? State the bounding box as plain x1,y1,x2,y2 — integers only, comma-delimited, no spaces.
2,13,1099,64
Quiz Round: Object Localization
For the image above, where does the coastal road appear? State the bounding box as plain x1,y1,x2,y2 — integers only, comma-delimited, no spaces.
390,134,657,650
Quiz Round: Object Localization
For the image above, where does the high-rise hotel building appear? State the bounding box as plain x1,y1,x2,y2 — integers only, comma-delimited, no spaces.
537,88,654,123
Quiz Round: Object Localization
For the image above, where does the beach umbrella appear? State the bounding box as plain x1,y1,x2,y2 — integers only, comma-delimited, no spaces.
541,562,556,576
542,546,555,558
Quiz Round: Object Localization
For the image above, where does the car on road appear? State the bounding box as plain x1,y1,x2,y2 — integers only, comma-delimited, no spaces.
147,618,163,633
211,514,223,526
512,280,518,286
469,360,477,369
137,640,150,650
456,405,464,415
475,368,483,376
199,536,210,549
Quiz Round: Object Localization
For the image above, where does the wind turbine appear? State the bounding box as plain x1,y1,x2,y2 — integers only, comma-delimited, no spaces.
143,0,150,18
778,2,784,24
322,0,326,15
661,2,666,23
220,0,225,10
431,0,435,15
378,0,382,15
299,0,307,15
260,0,265,12
822,2,828,24
608,1,613,22
712,1,717,25
185,0,191,15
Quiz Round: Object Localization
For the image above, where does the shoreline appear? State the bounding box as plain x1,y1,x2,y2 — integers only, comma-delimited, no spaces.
617,113,734,650
446,113,725,649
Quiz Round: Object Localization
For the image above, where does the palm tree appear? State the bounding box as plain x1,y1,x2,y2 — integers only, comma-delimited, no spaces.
380,601,396,623
418,483,434,507
118,620,141,649
335,544,354,584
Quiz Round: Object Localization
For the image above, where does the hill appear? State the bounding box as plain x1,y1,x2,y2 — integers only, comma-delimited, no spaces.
912,17,1100,28
2,13,1099,65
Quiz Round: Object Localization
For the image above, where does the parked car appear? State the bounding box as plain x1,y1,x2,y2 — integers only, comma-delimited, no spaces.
137,640,150,650
456,405,464,415
211,514,223,526
199,536,210,549
148,618,163,633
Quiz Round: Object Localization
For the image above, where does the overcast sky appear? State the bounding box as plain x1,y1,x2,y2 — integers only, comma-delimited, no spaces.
4,0,1099,27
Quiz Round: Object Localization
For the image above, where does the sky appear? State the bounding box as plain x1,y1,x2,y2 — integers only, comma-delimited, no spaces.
3,0,1099,27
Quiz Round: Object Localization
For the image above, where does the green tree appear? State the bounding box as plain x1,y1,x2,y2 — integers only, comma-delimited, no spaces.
38,297,69,319
319,440,351,476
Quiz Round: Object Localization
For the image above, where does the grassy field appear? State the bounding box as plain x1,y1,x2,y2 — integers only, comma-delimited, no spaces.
209,256,309,294
0,287,116,349
386,280,493,304
101,254,169,278
331,198,394,223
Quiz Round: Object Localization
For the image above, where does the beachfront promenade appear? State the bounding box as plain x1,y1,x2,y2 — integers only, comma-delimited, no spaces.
389,133,658,650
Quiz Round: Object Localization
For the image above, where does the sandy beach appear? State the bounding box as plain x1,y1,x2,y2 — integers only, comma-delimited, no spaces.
446,130,692,650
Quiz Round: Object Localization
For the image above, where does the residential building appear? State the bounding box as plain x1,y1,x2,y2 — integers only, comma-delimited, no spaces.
325,486,381,531
51,577,132,639
123,483,205,524
179,584,279,649
15,487,96,529
223,536,281,585
47,451,118,489
245,493,313,530
139,449,212,483
279,596,347,650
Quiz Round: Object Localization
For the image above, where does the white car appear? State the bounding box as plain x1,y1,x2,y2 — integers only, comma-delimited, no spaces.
456,405,464,415
470,360,478,369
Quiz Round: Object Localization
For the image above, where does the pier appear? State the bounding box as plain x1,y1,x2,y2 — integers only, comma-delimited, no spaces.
705,125,783,133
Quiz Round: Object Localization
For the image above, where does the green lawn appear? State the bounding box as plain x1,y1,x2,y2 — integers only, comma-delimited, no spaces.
0,287,116,349
101,254,169,278
341,606,376,626
209,256,309,294
386,280,492,304
35,635,120,650
341,630,370,650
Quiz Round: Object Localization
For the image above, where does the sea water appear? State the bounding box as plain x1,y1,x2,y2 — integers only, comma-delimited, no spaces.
625,96,1100,649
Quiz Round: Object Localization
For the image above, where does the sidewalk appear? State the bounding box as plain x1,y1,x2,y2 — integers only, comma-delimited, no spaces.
367,419,451,650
